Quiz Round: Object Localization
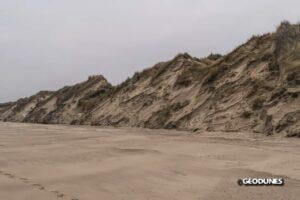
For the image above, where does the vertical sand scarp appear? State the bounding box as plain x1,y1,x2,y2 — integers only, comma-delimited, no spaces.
1,22,300,136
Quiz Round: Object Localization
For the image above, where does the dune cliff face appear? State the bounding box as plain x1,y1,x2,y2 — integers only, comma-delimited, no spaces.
1,22,300,136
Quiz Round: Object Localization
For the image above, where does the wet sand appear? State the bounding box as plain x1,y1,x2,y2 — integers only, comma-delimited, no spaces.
0,122,299,200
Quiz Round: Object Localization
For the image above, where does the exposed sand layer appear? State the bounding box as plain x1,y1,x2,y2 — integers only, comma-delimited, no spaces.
0,122,299,200
2,22,300,135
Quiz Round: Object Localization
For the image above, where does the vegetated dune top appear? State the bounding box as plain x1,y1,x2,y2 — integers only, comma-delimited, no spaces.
1,21,300,137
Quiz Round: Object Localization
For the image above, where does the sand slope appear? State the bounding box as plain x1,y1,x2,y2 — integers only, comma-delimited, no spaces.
1,22,300,136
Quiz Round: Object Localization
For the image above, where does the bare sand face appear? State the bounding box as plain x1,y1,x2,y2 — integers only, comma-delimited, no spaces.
0,122,299,200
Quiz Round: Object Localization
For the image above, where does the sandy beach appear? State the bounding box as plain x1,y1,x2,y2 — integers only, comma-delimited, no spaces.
0,122,299,200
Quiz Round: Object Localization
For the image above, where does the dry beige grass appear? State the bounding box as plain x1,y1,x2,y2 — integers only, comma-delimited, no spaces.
1,23,300,136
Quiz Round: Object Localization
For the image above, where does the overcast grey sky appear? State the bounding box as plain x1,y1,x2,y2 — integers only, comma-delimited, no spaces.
0,0,299,102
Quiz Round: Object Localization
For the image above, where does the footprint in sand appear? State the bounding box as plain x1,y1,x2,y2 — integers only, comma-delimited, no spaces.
51,190,66,198
0,169,79,200
19,177,30,183
4,173,15,179
32,183,45,190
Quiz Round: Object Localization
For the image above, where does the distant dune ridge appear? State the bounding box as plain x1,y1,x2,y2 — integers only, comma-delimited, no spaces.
1,21,300,137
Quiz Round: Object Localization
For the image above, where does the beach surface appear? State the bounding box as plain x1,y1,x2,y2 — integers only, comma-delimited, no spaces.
0,122,299,200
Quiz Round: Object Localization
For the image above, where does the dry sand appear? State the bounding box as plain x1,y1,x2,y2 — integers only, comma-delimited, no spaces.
0,122,299,200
